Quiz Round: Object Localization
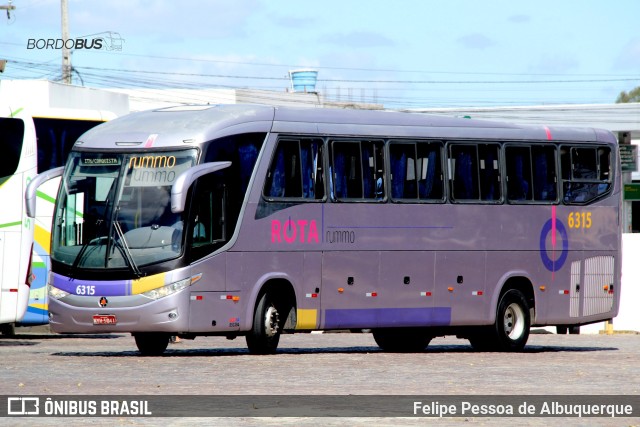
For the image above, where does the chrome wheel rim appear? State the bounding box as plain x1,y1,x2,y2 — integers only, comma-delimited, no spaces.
503,302,525,340
264,305,280,337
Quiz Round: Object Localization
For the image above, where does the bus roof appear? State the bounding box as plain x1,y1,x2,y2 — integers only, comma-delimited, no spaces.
74,104,617,150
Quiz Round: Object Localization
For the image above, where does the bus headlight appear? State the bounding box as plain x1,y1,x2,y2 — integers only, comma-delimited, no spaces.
48,284,70,300
141,277,191,300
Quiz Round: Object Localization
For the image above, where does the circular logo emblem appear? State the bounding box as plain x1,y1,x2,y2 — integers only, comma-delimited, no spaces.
99,297,108,308
539,218,569,272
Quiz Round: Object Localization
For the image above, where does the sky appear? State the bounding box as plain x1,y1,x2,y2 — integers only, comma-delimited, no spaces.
1,0,639,109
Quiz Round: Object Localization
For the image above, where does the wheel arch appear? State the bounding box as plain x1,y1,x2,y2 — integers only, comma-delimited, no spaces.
244,273,298,332
489,272,536,324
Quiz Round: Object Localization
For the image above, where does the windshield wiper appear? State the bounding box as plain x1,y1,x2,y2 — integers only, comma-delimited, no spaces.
113,220,143,278
70,235,106,277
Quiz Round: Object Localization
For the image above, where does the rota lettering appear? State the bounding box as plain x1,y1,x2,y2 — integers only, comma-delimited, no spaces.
271,219,319,244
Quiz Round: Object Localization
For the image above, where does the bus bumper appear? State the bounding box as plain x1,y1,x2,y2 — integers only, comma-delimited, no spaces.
48,290,190,334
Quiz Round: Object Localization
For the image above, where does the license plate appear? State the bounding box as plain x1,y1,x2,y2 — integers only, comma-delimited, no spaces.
93,314,117,325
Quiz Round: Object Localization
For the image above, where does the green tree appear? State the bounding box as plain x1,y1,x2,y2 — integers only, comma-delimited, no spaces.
616,86,640,103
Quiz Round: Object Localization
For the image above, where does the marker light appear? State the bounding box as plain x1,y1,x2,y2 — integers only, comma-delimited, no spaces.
142,277,191,300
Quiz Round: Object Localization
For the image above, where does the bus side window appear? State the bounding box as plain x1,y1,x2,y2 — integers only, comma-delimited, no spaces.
389,141,443,202
531,145,557,201
562,146,612,204
264,138,324,200
300,139,325,199
505,146,533,202
191,177,226,253
331,140,384,201
389,143,415,199
449,144,479,201
478,144,501,201
418,143,444,200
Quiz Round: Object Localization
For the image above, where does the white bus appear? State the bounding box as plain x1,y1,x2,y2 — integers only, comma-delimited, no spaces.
20,108,115,326
0,105,37,335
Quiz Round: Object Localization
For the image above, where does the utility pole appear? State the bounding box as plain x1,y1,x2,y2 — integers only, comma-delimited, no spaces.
61,0,71,84
1,2,15,73
0,1,15,20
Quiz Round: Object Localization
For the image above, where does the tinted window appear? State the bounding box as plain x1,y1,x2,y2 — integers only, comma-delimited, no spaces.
264,138,324,200
389,141,443,201
531,145,557,201
506,145,558,203
506,146,533,202
478,144,501,201
33,118,103,173
0,117,24,179
561,146,612,204
331,140,384,201
196,133,265,257
449,145,478,200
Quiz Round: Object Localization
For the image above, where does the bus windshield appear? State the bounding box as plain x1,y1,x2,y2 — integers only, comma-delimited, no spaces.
52,149,197,270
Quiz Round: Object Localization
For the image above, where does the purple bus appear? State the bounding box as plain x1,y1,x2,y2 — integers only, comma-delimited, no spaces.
25,105,621,355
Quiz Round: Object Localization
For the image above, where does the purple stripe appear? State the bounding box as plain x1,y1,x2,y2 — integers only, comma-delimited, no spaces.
53,273,131,296
324,307,451,329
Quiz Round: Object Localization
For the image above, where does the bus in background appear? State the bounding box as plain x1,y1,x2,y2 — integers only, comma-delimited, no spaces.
0,105,37,335
18,109,115,326
26,105,621,354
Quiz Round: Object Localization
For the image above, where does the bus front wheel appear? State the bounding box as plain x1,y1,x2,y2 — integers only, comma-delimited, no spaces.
0,323,16,336
134,333,170,356
469,289,530,352
246,292,281,355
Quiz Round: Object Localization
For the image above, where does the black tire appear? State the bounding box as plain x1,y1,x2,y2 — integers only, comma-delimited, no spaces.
372,328,432,352
569,326,581,335
556,326,568,335
134,333,170,356
246,292,281,355
0,323,16,337
469,289,530,352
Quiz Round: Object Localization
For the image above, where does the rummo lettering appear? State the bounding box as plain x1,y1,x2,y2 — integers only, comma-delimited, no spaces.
128,155,177,169
27,38,103,50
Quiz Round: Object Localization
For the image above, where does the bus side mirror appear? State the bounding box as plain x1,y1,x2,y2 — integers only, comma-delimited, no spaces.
171,161,232,214
25,166,65,218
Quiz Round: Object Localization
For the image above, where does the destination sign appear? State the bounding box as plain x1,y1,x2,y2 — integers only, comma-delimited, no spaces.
80,157,121,166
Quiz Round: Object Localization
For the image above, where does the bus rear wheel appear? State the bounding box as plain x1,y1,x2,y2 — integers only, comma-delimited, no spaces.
469,289,530,352
372,328,432,352
246,292,281,355
134,333,170,356
556,325,581,335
